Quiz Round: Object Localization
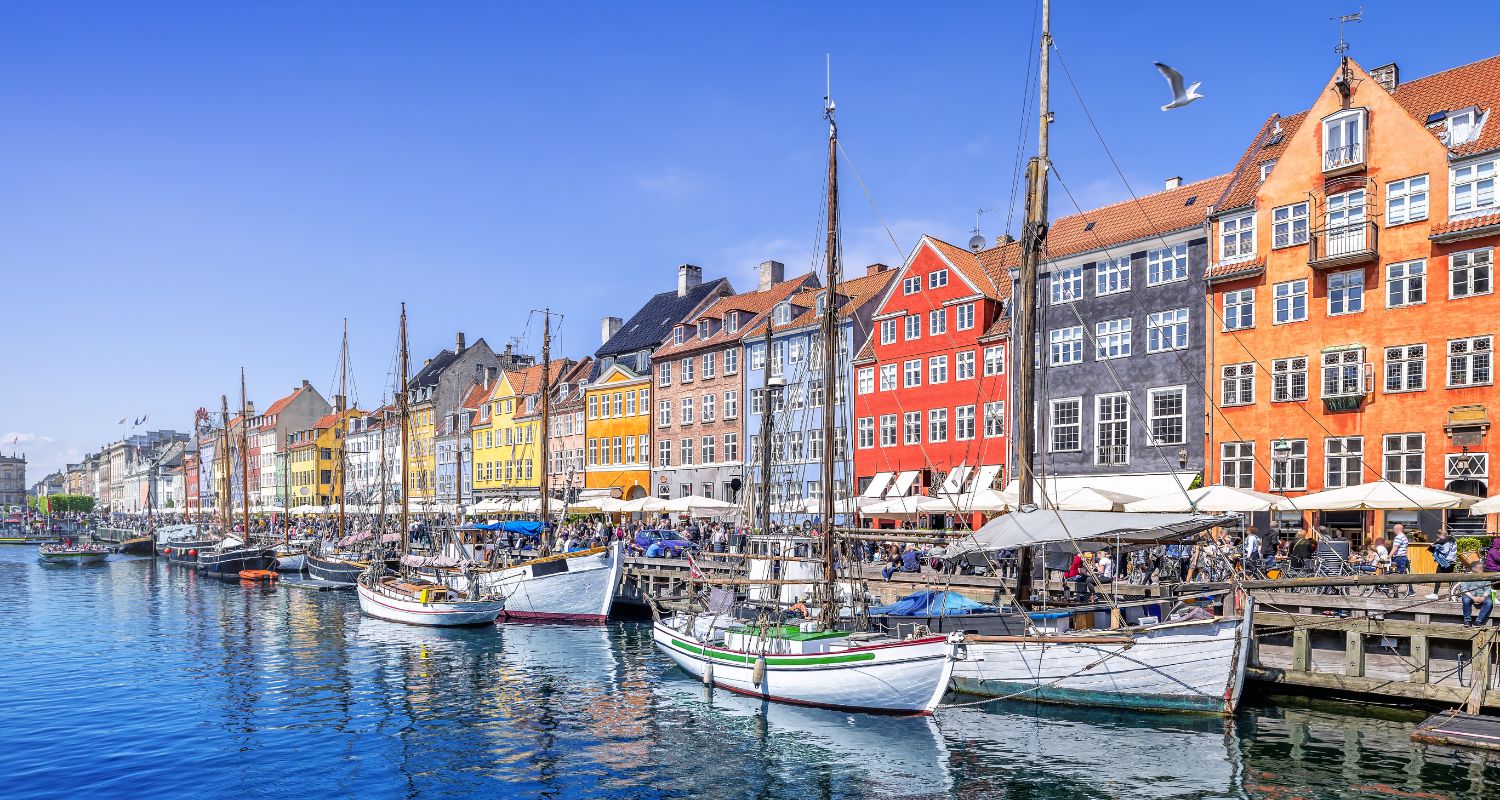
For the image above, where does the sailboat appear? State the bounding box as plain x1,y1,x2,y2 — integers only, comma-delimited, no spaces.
651,83,959,715
158,409,218,564
197,375,277,578
939,0,1255,716
356,304,505,627
305,323,379,583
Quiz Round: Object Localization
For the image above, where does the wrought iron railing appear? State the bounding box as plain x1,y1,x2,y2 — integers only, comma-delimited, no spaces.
1323,142,1364,172
1309,220,1377,266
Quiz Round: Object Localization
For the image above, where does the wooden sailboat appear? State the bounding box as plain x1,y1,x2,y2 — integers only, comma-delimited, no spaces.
940,0,1255,715
356,303,505,626
651,80,959,715
158,408,216,563
198,374,277,578
306,323,376,583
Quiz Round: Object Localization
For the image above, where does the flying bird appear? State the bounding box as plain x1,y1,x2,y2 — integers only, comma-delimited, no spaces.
1154,62,1204,111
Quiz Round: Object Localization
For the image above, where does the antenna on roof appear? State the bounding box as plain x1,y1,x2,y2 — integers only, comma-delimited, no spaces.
969,208,991,252
1333,8,1361,56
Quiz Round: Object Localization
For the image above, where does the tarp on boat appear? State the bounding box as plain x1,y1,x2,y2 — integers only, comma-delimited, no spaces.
869,590,998,617
465,520,546,537
400,554,482,569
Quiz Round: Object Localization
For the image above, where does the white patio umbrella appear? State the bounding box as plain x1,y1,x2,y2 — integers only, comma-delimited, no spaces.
1469,495,1500,516
1124,485,1293,514
1048,487,1142,511
860,495,928,517
917,489,1014,515
663,496,738,516
1291,480,1481,511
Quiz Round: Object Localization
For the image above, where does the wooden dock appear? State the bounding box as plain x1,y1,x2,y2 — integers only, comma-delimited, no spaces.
1412,711,1500,752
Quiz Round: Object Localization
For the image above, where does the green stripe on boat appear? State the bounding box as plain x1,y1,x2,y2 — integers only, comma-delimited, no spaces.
669,639,877,666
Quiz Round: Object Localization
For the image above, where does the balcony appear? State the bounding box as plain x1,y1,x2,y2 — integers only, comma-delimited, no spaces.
1308,220,1378,270
1323,142,1365,176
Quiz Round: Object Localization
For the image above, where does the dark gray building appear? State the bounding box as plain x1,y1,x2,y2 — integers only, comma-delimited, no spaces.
1012,175,1231,498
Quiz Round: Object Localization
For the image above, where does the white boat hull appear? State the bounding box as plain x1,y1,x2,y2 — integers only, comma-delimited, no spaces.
39,551,108,565
473,544,622,623
355,582,505,627
950,605,1254,715
272,550,306,571
652,621,956,714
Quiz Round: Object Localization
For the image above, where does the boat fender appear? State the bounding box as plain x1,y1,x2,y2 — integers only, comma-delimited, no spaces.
752,655,766,689
188,549,197,557
163,547,172,555
949,631,968,660
702,660,713,686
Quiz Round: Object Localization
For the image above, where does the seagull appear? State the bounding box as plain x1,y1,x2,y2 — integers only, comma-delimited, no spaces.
1154,62,1204,111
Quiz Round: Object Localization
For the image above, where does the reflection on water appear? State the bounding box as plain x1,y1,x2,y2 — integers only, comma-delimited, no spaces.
1,548,1497,800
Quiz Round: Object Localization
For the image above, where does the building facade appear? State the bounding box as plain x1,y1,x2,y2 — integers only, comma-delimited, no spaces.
1,454,26,509
546,358,592,505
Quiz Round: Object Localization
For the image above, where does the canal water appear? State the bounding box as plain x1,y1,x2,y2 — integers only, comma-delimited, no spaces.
3,548,1496,799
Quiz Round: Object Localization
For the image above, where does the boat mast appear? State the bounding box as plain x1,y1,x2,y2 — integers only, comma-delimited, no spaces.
398,304,411,556
240,368,251,540
758,318,774,538
818,81,841,630
539,309,551,529
219,395,231,535
338,318,348,541
378,400,388,540
282,434,291,547
1013,0,1051,606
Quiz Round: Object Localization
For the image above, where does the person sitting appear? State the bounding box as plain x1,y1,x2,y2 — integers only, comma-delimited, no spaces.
1457,563,1495,628
1064,552,1091,603
787,597,810,618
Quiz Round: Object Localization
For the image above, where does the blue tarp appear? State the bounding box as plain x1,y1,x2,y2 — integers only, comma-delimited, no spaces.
464,521,547,537
869,590,998,617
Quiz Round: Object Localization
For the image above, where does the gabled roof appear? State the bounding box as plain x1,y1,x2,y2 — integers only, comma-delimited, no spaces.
263,383,310,418
1392,53,1500,158
313,413,341,430
924,237,1011,300
977,316,1012,342
460,381,491,412
661,273,820,357
1214,111,1308,212
410,348,459,389
508,359,574,397
596,277,733,360
749,268,896,332
1042,173,1231,259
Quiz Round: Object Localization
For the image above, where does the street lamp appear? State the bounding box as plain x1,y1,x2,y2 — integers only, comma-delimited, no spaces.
1271,440,1292,491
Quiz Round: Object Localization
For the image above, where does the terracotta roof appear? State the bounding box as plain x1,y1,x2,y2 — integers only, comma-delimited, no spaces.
313,413,341,430
852,337,876,365
460,382,491,412
1205,258,1266,283
1041,173,1230,260
656,273,819,358
263,384,309,417
977,317,1011,342
977,241,1022,290
763,268,898,331
924,237,1011,300
1430,211,1500,238
1213,111,1309,213
507,359,574,396
1392,53,1500,158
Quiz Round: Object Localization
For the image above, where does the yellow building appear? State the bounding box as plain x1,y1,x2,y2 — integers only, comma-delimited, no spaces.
407,399,436,503
471,364,563,498
583,364,652,499
289,410,363,507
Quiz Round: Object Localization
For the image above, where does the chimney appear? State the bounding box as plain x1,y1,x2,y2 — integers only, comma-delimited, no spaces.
1164,176,1183,190
1370,62,1399,93
677,264,703,297
301,379,310,389
865,263,891,277
601,316,623,344
995,234,1015,246
455,332,466,354
758,260,785,291
333,395,345,412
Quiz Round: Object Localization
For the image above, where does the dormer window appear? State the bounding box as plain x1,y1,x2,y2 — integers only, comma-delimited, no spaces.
772,302,792,325
1447,108,1483,148
1259,160,1277,182
725,311,739,333
673,326,684,345
815,293,827,314
697,319,713,339
1322,108,1367,172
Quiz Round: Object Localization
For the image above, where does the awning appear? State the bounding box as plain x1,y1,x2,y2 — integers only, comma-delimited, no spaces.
1470,495,1500,515
1125,485,1292,513
951,509,1236,555
971,464,1003,493
861,495,927,517
941,465,970,494
1292,480,1480,511
862,472,894,498
1001,472,1196,505
888,471,919,498
578,488,622,500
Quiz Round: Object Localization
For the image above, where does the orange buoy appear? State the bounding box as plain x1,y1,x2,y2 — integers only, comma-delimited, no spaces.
239,569,278,582
163,547,172,555
188,549,197,557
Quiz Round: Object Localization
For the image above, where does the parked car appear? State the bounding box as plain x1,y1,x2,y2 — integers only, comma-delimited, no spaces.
633,529,697,557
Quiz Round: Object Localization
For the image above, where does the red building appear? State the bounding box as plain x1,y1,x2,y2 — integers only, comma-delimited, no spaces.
852,235,1015,527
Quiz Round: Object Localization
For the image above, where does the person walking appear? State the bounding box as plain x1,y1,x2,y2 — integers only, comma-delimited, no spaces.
1390,524,1413,596
1427,529,1458,600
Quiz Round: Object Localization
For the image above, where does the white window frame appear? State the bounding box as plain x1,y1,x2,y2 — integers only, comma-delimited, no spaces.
1146,308,1189,353
1270,438,1307,492
857,417,874,450
1450,158,1497,219
1386,260,1425,308
1096,256,1131,296
1223,288,1254,331
1385,175,1428,225
879,363,897,391
1449,248,1493,299
1271,356,1308,402
1146,243,1189,286
983,401,1005,438
1220,441,1255,489
1273,279,1308,324
1320,347,1367,399
928,355,948,384
1324,436,1364,490
904,314,921,341
1050,265,1083,304
1383,344,1426,394
903,411,922,445
1221,363,1255,407
983,345,1005,376
903,275,922,295
956,302,975,330
956,350,976,380
929,308,947,336
857,367,874,395
879,414,898,447
1146,385,1186,446
1219,212,1255,263
1095,317,1132,360
879,319,897,345
1271,202,1309,248
1327,269,1364,316
903,359,921,388
1049,397,1082,453
1049,326,1083,366
1383,433,1424,485
1322,108,1366,171
955,405,976,441
1094,392,1130,466
928,269,949,289
1447,335,1493,388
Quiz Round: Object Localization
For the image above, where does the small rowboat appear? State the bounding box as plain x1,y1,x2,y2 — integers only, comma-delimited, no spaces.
356,573,505,627
239,569,278,582
38,543,110,565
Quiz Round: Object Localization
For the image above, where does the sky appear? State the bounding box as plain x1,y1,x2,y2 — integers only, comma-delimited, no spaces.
5,2,1500,482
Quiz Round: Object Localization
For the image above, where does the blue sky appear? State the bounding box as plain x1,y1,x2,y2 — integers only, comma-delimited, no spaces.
5,2,1499,481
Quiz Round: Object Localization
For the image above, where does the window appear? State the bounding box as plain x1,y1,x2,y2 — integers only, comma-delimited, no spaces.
1273,279,1308,324
956,303,976,330
1327,269,1364,315
857,367,874,394
879,414,897,446
1448,336,1493,387
587,395,598,419
1050,326,1083,365
1220,213,1255,262
1384,344,1425,393
928,355,948,384
673,326,684,345
1386,175,1428,225
749,344,766,370
1147,386,1185,445
903,359,922,387
1271,439,1307,491
697,320,711,340
624,391,636,416
723,433,738,462
769,342,784,377
1146,308,1188,353
1451,158,1497,217
772,303,792,325
750,389,764,415
983,345,1005,375
1259,160,1277,181
879,318,897,345
1383,433,1424,484
658,362,671,387
879,364,896,391
1147,244,1188,285
983,401,1005,438
929,269,949,289
657,399,671,427
1093,394,1129,466
725,311,739,334
1221,363,1255,406
1447,453,1489,481
808,430,823,461
771,387,786,413
1450,249,1493,298
1271,356,1308,402
788,337,804,366
929,308,947,336
1325,437,1364,489
1095,318,1132,360
1096,256,1131,295
1049,398,1081,452
624,437,635,464
903,411,922,445
719,390,735,419
724,348,739,374
903,275,922,294
1322,108,1365,170
1325,190,1367,255
956,350,975,380
702,352,716,379
1272,202,1309,248
1050,266,1083,304
904,314,921,341
680,397,695,424
1386,260,1425,308
680,438,694,465
955,405,976,441
680,358,695,383
701,393,716,421
612,392,623,417
701,436,715,464
612,436,623,465
857,418,874,449
1321,348,1366,398
1223,289,1254,331
928,408,949,443
1221,442,1254,489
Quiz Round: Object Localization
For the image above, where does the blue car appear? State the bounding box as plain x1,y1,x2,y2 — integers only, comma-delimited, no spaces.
633,529,697,557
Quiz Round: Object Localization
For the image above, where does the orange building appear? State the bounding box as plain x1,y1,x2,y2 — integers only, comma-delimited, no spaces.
1206,56,1500,543
583,365,653,500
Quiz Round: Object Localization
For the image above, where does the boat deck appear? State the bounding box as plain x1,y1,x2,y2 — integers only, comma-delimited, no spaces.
1411,712,1500,752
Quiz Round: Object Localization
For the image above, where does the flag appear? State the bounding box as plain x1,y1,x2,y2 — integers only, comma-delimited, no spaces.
685,550,705,580
134,415,148,426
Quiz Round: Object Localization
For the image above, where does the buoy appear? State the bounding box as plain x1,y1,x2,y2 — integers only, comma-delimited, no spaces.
163,547,172,555
702,659,714,686
188,549,197,557
752,655,766,689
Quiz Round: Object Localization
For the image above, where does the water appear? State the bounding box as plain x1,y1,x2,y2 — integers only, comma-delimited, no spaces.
3,549,1496,800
